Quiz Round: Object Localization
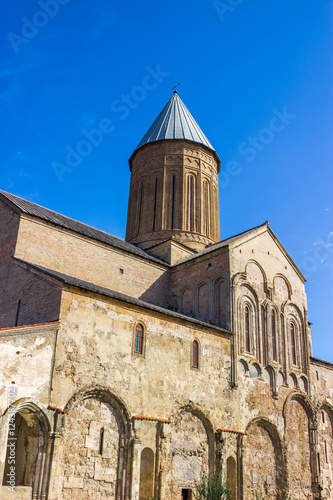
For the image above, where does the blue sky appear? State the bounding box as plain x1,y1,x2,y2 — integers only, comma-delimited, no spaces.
1,0,332,361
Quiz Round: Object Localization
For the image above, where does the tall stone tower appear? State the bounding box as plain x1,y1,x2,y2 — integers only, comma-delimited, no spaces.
126,91,221,257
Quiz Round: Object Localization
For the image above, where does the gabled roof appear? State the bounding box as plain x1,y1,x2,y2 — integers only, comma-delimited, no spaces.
129,91,220,169
0,190,167,267
13,258,230,335
175,221,306,282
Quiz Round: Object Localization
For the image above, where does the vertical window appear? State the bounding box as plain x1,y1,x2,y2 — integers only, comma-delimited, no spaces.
137,182,144,234
322,411,325,424
135,324,144,354
290,323,296,365
171,175,175,229
245,306,250,352
98,427,104,455
187,175,195,231
152,177,158,231
203,181,210,236
192,340,199,369
271,310,277,361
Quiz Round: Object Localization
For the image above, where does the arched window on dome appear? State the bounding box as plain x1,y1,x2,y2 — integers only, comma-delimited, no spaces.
203,180,210,237
134,324,144,355
171,174,176,229
137,182,144,235
187,175,196,232
192,340,199,369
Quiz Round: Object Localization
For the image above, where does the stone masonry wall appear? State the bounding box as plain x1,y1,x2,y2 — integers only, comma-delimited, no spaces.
14,215,171,308
0,259,62,328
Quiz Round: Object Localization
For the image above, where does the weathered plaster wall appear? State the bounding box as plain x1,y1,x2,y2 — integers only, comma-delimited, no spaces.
0,324,58,410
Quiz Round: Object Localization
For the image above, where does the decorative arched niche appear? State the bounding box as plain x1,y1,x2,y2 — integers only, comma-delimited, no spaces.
273,274,292,305
245,261,267,294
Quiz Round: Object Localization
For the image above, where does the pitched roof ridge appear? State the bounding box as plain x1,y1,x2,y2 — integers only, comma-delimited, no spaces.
13,258,231,335
0,190,169,267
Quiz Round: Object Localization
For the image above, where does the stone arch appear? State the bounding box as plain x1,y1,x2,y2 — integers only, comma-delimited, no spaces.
283,302,306,372
265,301,281,365
288,373,298,389
166,404,214,498
284,394,314,498
299,375,309,393
317,402,333,497
236,284,259,358
263,364,276,393
242,417,286,500
227,456,237,499
213,273,229,329
245,260,267,292
181,285,195,317
61,387,131,499
139,447,155,500
249,362,261,379
238,359,249,377
196,280,210,323
273,274,292,303
276,371,285,388
1,399,51,499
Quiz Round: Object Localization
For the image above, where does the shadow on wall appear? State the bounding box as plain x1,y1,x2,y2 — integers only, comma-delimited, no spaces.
139,273,171,309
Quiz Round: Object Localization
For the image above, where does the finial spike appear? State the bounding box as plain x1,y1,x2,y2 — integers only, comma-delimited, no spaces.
172,81,180,94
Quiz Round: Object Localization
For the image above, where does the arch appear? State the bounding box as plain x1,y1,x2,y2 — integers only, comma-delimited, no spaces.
276,371,285,388
317,403,333,488
192,339,200,369
317,402,333,429
238,359,249,376
213,273,228,329
1,399,51,496
283,301,306,371
288,373,297,389
139,447,155,500
290,322,297,366
197,281,210,323
167,403,215,497
249,363,261,379
202,179,211,237
167,170,180,230
263,364,276,392
181,286,195,317
227,456,237,499
284,395,314,497
245,260,267,292
236,282,260,359
64,386,131,434
273,274,292,302
299,376,309,394
134,323,144,355
186,174,197,232
243,418,287,499
62,387,132,499
265,302,281,365
282,392,315,425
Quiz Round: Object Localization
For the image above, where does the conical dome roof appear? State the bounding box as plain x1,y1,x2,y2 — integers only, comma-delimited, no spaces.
129,92,220,169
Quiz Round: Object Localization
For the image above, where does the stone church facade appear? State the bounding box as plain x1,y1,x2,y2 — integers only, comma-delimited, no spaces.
0,91,332,500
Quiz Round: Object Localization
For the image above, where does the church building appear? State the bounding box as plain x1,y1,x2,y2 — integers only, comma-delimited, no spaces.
0,91,332,500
